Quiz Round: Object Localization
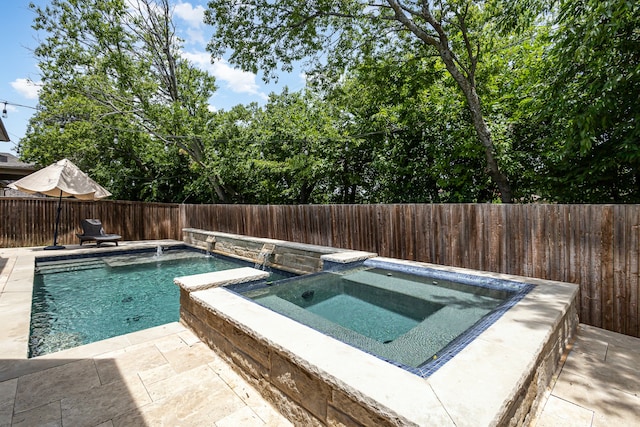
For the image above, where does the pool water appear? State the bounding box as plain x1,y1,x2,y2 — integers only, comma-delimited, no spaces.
30,251,250,357
244,267,518,369
307,294,422,343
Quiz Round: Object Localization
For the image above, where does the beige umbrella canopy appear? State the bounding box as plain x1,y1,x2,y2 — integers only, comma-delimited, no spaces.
9,158,111,199
9,159,111,249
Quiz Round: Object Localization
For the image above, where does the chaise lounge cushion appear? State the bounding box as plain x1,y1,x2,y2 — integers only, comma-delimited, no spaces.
77,219,122,247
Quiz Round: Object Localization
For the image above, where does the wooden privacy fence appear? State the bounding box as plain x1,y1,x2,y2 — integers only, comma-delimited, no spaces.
0,198,181,247
1,199,638,338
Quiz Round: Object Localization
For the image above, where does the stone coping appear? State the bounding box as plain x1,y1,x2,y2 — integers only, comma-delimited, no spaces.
183,229,378,275
320,251,377,264
174,267,269,292
188,259,579,426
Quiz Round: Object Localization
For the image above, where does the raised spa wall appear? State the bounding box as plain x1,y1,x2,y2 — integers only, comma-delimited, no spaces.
178,229,579,427
183,228,368,275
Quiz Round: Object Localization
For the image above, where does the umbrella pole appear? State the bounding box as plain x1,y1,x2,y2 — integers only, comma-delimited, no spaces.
45,190,65,250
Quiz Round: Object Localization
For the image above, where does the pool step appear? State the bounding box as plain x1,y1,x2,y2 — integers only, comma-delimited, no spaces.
341,269,436,299
341,269,510,301
103,251,203,268
36,258,105,274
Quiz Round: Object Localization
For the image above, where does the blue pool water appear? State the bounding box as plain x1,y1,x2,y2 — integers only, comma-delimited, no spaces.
30,250,253,357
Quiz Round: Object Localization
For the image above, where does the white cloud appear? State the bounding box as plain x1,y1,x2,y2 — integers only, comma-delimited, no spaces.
174,2,205,28
11,78,41,99
212,60,266,97
182,51,267,99
182,51,213,71
174,2,206,46
185,27,205,45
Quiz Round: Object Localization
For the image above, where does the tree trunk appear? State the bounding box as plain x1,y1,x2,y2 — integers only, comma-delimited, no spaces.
439,50,513,203
465,86,513,203
209,176,229,202
386,0,513,202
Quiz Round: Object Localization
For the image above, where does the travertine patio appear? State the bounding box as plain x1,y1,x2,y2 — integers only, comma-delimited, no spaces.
0,242,291,426
532,324,640,427
1,323,291,426
1,243,639,426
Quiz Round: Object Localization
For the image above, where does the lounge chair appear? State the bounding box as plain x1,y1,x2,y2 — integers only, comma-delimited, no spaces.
77,219,122,247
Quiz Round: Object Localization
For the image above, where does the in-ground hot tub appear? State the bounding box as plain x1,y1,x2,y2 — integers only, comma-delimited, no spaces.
238,259,533,376
177,230,578,426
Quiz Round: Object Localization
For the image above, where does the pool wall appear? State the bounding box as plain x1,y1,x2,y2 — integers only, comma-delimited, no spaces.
178,232,579,427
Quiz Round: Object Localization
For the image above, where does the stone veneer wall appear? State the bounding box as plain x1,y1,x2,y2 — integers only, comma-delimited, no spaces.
179,288,397,427
183,228,337,274
501,301,578,426
179,230,387,425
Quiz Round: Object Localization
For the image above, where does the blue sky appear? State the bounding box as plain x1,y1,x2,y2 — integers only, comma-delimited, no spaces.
0,0,305,156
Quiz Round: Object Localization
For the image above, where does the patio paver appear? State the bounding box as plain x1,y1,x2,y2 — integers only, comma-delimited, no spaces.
533,324,640,427
1,323,292,427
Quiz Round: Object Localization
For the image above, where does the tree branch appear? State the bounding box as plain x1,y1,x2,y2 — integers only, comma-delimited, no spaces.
386,0,440,48
456,5,477,82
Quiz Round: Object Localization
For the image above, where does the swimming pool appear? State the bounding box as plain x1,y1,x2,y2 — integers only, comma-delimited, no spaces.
29,248,288,357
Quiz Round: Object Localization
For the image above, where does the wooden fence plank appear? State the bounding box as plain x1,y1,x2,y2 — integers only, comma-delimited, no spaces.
625,205,639,336
590,206,603,328
601,206,615,331
613,205,627,333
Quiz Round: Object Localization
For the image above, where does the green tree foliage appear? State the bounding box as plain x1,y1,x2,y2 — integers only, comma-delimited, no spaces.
241,90,335,203
19,0,220,202
209,90,351,204
19,0,639,205
540,0,640,202
320,26,555,203
205,0,516,202
324,54,488,203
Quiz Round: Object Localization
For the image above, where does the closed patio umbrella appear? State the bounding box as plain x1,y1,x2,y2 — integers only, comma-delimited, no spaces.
9,158,111,250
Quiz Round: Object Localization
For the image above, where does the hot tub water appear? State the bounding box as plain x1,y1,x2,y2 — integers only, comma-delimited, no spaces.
242,263,530,370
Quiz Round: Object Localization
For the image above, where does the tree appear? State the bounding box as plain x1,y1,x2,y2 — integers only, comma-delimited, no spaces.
540,0,640,202
317,20,559,203
20,0,227,202
205,0,514,202
329,52,502,203
233,89,346,204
